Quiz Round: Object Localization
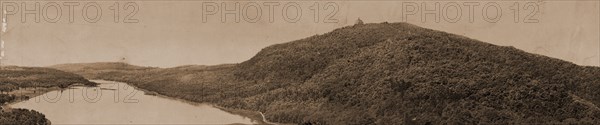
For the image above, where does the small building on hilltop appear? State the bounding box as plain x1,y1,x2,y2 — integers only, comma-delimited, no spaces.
355,18,364,25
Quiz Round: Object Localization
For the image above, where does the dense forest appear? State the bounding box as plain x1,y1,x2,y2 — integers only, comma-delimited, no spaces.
0,108,50,124
0,66,97,124
0,93,48,124
53,22,600,124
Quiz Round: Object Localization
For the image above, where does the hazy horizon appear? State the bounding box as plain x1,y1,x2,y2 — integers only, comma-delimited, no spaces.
0,1,598,68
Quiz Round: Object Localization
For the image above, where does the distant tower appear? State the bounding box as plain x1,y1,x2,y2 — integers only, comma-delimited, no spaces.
120,57,127,63
355,18,364,25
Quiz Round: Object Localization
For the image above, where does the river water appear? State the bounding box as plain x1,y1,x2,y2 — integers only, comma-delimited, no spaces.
10,80,259,124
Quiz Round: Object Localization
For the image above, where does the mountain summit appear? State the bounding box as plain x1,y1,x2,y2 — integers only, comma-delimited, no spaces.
53,22,600,124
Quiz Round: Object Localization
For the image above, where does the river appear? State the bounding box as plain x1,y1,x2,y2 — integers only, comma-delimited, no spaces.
9,80,260,124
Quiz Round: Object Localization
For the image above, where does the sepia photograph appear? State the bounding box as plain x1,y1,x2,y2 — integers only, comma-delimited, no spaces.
0,0,599,124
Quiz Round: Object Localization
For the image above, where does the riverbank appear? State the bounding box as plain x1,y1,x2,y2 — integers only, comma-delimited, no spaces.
2,83,95,109
90,79,286,125
0,86,58,125
123,81,276,124
1,87,61,110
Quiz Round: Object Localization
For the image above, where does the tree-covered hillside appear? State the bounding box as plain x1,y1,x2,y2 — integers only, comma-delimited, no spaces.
52,22,600,124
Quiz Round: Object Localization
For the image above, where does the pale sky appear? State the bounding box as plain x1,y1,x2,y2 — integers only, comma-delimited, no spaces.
0,1,598,68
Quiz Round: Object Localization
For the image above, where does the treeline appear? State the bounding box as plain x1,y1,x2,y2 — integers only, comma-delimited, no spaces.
53,23,600,124
0,109,50,125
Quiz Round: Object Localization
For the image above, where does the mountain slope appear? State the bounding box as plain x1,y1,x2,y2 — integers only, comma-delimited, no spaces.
52,22,600,124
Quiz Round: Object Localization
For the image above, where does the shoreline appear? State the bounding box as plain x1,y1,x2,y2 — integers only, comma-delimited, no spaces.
1,83,96,110
1,87,61,110
2,80,288,124
90,79,284,125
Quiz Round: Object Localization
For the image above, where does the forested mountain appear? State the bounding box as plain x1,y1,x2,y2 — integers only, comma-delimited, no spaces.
52,22,600,124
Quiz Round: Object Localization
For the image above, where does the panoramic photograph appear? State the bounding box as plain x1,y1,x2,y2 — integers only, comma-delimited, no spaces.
0,0,599,124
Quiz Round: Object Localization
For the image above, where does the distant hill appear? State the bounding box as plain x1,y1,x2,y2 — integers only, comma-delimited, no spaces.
51,62,154,71
50,62,157,79
52,22,600,124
